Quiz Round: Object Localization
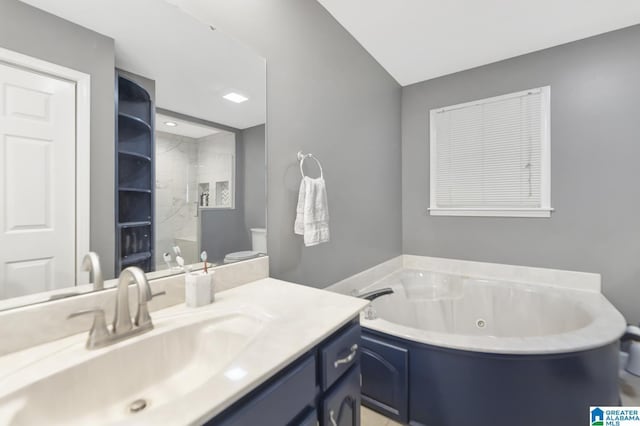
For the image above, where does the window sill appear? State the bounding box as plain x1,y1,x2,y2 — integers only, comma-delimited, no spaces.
428,208,553,218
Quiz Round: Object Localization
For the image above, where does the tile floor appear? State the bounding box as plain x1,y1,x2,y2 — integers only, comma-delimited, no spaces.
620,370,640,406
361,406,403,426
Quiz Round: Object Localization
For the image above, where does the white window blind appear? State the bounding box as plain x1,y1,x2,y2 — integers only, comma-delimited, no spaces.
429,87,551,217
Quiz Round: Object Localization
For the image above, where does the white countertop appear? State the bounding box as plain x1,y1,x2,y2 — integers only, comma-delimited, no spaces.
0,278,368,425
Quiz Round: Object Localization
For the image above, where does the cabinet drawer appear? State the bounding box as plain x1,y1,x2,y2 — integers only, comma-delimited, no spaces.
213,355,317,426
320,323,361,391
321,365,361,426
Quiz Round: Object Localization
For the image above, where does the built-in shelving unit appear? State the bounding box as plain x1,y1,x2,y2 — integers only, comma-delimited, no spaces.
115,73,154,273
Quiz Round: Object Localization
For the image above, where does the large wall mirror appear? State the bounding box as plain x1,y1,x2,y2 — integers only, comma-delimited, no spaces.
0,0,266,310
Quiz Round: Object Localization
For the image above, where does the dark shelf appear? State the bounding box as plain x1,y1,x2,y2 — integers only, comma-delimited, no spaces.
118,220,152,228
118,77,151,103
121,251,152,265
118,154,152,190
118,114,152,158
119,187,152,194
118,150,151,161
116,73,154,274
119,112,151,130
119,191,151,223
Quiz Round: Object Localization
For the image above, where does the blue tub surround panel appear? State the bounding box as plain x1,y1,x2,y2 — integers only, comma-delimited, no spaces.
361,334,408,423
115,73,155,273
331,257,624,425
361,329,619,426
210,321,362,426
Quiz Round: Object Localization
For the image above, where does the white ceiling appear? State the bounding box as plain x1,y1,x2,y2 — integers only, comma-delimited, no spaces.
156,113,226,139
317,0,640,86
21,0,266,129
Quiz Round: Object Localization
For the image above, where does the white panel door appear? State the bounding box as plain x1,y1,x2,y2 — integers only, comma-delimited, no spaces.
0,62,76,299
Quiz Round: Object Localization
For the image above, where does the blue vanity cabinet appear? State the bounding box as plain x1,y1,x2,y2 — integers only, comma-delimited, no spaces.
209,320,362,426
320,323,361,391
360,332,409,424
212,355,317,426
296,408,319,426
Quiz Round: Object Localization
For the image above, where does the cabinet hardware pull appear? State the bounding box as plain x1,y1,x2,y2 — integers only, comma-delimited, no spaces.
334,344,358,368
330,409,338,426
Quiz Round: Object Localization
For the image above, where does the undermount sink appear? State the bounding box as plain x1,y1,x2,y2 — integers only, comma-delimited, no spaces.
0,311,266,425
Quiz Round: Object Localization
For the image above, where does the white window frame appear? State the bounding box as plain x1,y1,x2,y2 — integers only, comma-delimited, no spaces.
428,86,552,218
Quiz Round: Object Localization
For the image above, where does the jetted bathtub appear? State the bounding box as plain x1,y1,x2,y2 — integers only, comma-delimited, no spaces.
357,269,626,426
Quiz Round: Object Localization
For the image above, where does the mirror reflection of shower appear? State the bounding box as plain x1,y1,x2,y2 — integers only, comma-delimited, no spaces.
155,112,235,269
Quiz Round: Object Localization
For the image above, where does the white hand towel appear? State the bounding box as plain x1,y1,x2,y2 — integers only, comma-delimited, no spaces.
294,176,330,246
294,178,307,236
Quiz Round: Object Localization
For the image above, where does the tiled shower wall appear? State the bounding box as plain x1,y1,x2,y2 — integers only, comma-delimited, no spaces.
155,131,199,267
155,130,239,268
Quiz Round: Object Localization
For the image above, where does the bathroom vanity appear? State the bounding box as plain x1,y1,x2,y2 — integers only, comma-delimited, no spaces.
212,320,362,426
0,278,367,425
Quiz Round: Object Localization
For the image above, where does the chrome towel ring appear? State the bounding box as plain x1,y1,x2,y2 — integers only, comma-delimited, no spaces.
297,151,324,179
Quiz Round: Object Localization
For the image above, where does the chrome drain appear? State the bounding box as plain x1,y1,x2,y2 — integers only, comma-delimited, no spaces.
476,319,486,328
128,399,148,413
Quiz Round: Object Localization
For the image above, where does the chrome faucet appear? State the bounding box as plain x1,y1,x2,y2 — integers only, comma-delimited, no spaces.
69,266,164,349
113,266,153,333
354,288,394,321
82,252,104,291
356,287,394,301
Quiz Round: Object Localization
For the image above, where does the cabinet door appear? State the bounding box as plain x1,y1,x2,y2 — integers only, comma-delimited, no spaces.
360,334,408,424
321,365,361,426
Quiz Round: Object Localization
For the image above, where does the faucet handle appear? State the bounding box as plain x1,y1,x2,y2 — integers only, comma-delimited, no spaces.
68,308,110,349
68,307,103,318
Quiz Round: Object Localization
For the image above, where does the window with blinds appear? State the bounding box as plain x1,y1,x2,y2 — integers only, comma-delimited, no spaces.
429,86,552,217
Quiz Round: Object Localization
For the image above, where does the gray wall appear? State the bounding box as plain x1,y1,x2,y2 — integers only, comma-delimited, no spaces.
0,0,116,277
402,25,640,322
192,0,402,287
242,124,266,230
200,130,251,262
200,209,251,262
